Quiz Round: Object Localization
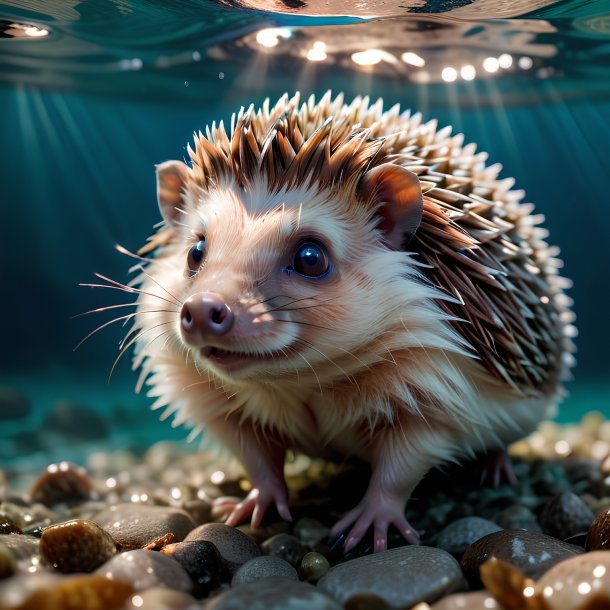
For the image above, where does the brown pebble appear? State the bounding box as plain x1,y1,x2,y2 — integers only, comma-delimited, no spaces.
142,533,176,551
344,593,390,610
585,507,610,550
9,575,133,610
479,557,533,610
39,519,117,573
260,533,308,567
299,551,330,583
30,462,93,507
0,515,23,535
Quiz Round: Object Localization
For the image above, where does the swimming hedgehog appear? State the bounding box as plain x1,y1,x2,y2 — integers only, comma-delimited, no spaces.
128,92,574,552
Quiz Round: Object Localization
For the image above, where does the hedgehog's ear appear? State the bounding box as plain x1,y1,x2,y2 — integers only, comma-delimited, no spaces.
358,163,423,249
156,160,190,226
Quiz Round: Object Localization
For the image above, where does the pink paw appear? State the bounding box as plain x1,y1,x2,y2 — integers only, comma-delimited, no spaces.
330,495,420,553
224,482,292,529
480,449,518,487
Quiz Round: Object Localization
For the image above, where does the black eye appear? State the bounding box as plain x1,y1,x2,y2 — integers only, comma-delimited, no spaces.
187,238,206,275
292,242,330,278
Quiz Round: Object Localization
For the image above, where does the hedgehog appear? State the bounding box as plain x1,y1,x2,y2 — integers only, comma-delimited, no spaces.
122,91,574,552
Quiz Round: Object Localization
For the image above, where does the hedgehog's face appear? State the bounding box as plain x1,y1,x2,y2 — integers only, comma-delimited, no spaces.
140,160,423,385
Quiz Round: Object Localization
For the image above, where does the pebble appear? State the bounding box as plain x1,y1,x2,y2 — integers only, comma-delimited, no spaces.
0,542,16,579
123,587,201,610
95,549,193,593
260,533,308,567
184,523,260,574
231,555,298,585
160,540,223,597
300,551,330,583
30,462,94,507
461,529,583,585
0,388,31,420
433,517,503,557
293,517,329,547
539,492,595,539
205,576,342,610
318,546,464,608
585,507,610,550
494,504,541,532
39,519,117,573
344,593,391,610
93,503,196,549
43,400,109,441
430,590,506,609
0,515,23,535
0,534,40,564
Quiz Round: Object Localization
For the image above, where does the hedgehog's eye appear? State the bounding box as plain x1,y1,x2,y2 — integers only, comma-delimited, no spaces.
291,242,330,278
186,238,206,276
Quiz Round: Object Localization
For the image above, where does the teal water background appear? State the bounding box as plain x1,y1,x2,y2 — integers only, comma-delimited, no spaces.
1,0,609,469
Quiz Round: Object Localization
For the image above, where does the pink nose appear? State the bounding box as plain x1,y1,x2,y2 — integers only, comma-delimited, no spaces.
180,292,234,344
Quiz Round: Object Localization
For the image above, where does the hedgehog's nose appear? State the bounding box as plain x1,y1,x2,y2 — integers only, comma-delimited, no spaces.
180,292,234,344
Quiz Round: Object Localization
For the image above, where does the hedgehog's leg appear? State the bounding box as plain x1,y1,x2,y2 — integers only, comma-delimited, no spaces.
330,425,439,553
480,448,518,487
208,416,292,528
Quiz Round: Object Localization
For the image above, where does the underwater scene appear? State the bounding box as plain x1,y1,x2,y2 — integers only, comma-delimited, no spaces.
1,0,610,608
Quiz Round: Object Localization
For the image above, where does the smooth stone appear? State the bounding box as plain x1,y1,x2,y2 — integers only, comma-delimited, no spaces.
344,593,391,610
586,507,610,550
300,551,330,583
0,515,23,535
318,546,464,608
294,518,329,547
39,519,117,572
123,587,201,610
434,517,503,557
0,541,16,579
30,462,94,507
539,492,595,539
0,534,40,562
461,529,583,585
205,576,342,610
43,400,109,440
93,503,196,549
160,540,223,597
431,590,505,609
184,523,260,574
231,556,298,586
494,504,541,532
96,549,192,593
260,533,308,567
0,388,31,420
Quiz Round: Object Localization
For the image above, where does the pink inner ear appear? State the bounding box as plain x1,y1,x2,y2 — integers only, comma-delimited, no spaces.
377,214,396,236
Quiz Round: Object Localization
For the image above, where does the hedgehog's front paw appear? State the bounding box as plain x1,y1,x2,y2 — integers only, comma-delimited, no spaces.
330,493,419,553
224,479,292,529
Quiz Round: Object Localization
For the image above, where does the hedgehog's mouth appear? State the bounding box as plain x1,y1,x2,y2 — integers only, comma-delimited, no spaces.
199,345,286,374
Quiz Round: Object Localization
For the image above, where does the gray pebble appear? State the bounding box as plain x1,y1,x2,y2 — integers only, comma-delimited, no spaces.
494,504,541,532
232,555,298,585
260,533,308,567
93,503,196,549
43,400,109,440
0,534,40,563
184,523,260,574
300,551,329,583
318,546,464,608
206,576,342,610
539,491,595,539
293,518,329,547
434,516,503,557
96,549,192,592
0,387,30,420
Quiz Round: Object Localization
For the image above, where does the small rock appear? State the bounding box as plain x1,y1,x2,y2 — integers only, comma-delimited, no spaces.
205,576,342,610
96,549,192,593
430,590,505,609
539,492,595,539
260,533,308,567
43,400,110,440
344,593,391,610
30,462,94,507
160,540,223,597
39,519,117,572
0,515,23,535
300,551,330,583
184,523,260,574
318,546,463,608
585,506,610,550
182,499,212,525
461,529,583,585
494,504,541,532
93,503,196,549
0,387,30,420
434,517,502,557
294,518,329,547
0,534,40,565
231,556,298,586
0,541,16,580
123,587,201,609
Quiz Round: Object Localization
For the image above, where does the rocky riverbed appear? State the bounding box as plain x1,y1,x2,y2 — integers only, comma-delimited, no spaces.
1,412,610,610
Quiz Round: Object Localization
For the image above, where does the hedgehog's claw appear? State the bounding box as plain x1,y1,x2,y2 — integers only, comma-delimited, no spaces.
480,449,518,487
225,481,292,529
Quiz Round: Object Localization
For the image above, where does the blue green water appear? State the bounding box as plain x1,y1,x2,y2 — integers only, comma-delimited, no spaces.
1,0,609,469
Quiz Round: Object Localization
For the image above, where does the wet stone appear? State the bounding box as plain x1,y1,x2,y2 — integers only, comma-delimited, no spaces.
184,523,260,574
160,540,223,597
300,551,330,583
93,503,196,549
231,555,298,586
123,587,201,610
96,549,193,593
0,388,31,420
430,590,505,609
0,534,40,563
0,514,23,535
460,529,583,586
205,576,342,610
30,462,94,507
585,506,610,550
494,504,541,532
433,517,503,557
0,541,16,580
294,517,329,547
43,400,110,441
539,492,595,540
39,518,117,573
260,533,308,567
318,546,464,608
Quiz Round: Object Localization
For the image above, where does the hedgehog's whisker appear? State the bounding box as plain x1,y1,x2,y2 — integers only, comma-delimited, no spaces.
72,302,140,319
81,280,178,308
115,243,153,264
91,272,181,307
133,264,182,307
